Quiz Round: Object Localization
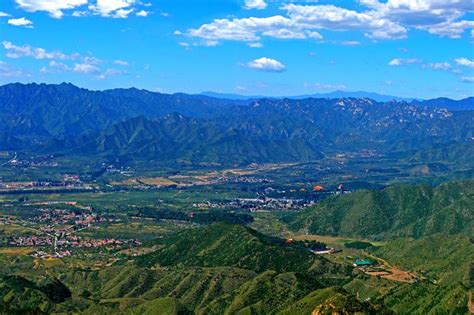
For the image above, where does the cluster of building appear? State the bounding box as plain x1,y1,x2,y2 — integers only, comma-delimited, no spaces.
8,154,59,168
104,164,134,176
1,203,138,259
0,180,93,191
193,197,314,212
8,235,53,247
219,176,273,184
9,233,140,250
35,208,119,227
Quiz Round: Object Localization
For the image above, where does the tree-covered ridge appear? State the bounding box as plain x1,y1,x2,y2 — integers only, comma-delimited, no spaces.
135,223,338,274
286,180,474,240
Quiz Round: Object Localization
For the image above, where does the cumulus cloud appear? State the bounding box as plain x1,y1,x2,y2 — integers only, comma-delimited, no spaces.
187,4,407,44
15,0,150,19
360,0,474,38
0,12,11,17
89,0,136,18
73,63,100,74
186,1,473,45
15,0,87,18
2,41,78,60
455,57,474,68
244,0,267,10
136,10,149,17
247,57,285,72
388,58,421,66
461,76,474,83
7,17,33,27
283,4,407,40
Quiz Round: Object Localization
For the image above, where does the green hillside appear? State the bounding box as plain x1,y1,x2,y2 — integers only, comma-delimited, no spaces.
279,287,393,315
135,223,337,274
344,235,473,314
286,180,474,240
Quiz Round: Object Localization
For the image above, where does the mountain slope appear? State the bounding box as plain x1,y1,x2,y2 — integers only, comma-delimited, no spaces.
135,223,337,274
286,180,474,240
74,115,324,164
1,83,472,166
416,97,474,111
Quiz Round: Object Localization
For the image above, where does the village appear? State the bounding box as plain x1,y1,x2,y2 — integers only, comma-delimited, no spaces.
0,174,95,191
0,204,141,259
193,184,351,212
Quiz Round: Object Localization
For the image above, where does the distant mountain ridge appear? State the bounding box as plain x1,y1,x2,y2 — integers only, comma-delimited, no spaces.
0,83,472,165
201,90,419,102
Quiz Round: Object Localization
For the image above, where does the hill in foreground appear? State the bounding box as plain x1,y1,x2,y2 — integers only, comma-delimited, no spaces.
135,223,338,274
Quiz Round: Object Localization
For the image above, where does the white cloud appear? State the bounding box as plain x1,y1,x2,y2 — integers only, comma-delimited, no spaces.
248,42,263,48
2,41,78,60
202,40,219,47
15,0,87,18
425,62,451,70
360,0,474,38
14,0,149,19
189,16,292,42
388,58,421,66
186,1,473,45
455,57,474,68
136,10,148,17
96,68,127,80
72,10,88,17
306,31,324,40
40,61,71,74
73,63,100,74
341,40,361,46
423,20,474,38
187,4,407,44
283,4,407,40
113,60,129,66
7,17,33,27
89,0,135,18
244,0,267,10
461,76,474,83
0,12,10,17
247,57,285,72
0,61,25,78
114,8,134,18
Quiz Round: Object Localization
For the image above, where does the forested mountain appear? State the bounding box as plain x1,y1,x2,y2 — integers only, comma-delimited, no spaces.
286,180,474,240
135,223,335,273
0,83,472,165
1,223,385,314
415,97,474,111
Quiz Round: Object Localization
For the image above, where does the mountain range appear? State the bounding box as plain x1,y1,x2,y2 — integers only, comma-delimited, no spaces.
201,90,420,102
0,83,472,165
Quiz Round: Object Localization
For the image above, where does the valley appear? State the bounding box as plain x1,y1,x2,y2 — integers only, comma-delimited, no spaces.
0,83,472,314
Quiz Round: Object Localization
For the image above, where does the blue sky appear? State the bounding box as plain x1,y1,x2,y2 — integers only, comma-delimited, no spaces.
1,0,473,99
